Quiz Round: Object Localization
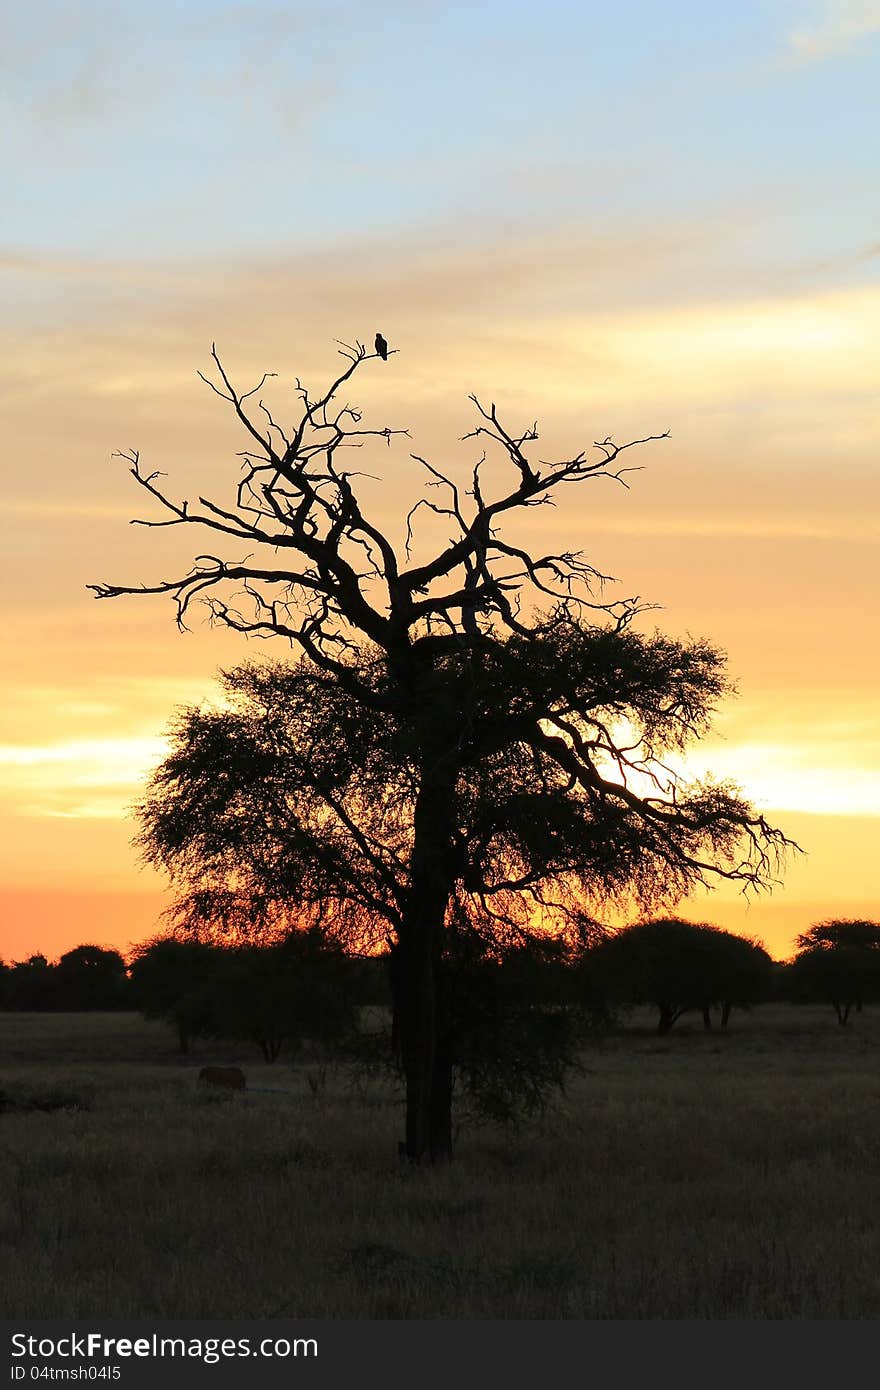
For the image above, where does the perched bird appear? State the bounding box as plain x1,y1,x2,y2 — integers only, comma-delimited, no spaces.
375,332,388,360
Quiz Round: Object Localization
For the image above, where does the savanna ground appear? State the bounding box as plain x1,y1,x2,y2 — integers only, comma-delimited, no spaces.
2,1006,880,1319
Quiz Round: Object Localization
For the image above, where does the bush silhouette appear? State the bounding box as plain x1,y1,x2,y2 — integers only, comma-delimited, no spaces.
586,917,772,1034
789,919,880,1024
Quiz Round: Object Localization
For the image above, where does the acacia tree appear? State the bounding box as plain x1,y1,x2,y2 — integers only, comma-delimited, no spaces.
128,937,224,1052
90,336,792,1162
56,945,129,1011
790,919,880,1024
585,917,773,1034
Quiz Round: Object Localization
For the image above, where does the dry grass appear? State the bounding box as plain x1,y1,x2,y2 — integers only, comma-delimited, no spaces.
2,1007,880,1318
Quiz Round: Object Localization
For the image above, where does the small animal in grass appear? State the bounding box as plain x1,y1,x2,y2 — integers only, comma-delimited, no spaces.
374,332,388,360
198,1066,246,1091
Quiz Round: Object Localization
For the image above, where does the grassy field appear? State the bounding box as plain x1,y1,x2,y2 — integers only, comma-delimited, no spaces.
2,1006,880,1318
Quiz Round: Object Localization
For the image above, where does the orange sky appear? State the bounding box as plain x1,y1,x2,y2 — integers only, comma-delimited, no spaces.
3,5,879,966
2,276,877,963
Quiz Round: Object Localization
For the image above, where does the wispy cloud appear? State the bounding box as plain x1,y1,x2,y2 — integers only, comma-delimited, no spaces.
680,741,880,817
0,737,168,819
5,501,135,519
570,515,880,541
784,1,880,63
5,237,879,414
593,710,880,820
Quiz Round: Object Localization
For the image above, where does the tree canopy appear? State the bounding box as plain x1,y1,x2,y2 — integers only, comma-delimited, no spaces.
585,917,773,1033
1,948,128,1012
136,648,781,950
790,919,880,1025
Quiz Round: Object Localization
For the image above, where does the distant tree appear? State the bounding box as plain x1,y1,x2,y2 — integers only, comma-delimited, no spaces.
797,919,880,953
586,917,772,1034
5,955,60,1011
91,337,794,1161
769,959,793,1002
789,919,880,1025
55,945,128,1010
710,930,774,1027
207,930,358,1063
128,937,224,1052
0,960,9,1008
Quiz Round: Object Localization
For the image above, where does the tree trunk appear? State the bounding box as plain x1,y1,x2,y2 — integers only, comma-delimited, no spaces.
395,760,457,1164
396,930,437,1162
720,1001,732,1028
701,1006,712,1030
429,1014,455,1164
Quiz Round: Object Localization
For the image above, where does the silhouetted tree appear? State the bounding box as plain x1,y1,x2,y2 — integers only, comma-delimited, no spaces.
5,955,60,1011
789,918,880,1025
128,937,224,1052
710,930,774,1027
207,931,358,1063
769,959,793,1003
56,945,128,1010
586,917,773,1034
90,336,792,1161
797,919,880,953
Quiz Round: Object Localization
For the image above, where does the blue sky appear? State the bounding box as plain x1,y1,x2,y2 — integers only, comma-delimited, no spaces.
3,0,879,270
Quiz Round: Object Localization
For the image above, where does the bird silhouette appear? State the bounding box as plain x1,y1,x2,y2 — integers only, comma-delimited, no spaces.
375,332,388,361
